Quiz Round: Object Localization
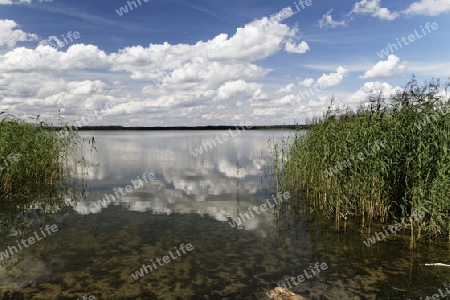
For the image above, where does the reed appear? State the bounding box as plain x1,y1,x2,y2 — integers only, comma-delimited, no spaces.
0,112,90,235
273,77,450,242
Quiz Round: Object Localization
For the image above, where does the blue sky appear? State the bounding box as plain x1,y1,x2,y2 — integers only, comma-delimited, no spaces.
0,0,449,126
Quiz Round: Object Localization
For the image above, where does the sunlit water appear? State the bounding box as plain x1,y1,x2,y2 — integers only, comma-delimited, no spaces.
1,130,449,299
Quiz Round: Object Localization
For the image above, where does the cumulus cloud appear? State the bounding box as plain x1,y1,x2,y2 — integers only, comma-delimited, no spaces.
0,44,110,71
282,68,350,108
276,83,294,94
67,80,107,95
38,36,67,49
351,81,403,103
0,0,50,4
0,19,38,47
318,0,450,29
360,55,406,79
285,40,310,53
318,9,348,28
402,0,450,16
270,6,295,22
350,0,399,20
0,12,329,125
319,1,401,28
0,0,29,4
316,66,349,87
272,94,296,106
109,16,296,80
298,78,314,87
253,108,277,116
307,96,329,107
214,80,262,101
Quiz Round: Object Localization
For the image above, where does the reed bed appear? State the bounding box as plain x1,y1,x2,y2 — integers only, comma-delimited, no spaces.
0,112,91,235
273,77,450,242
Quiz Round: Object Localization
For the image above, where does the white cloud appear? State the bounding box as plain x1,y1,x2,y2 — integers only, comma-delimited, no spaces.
351,81,403,103
350,0,399,20
0,19,38,47
276,83,294,94
360,55,406,79
316,66,349,87
307,96,329,107
0,13,314,126
0,0,50,4
272,94,296,106
67,80,107,95
318,9,347,28
215,80,262,101
407,61,450,77
38,36,66,49
253,108,277,116
285,40,310,53
304,63,371,73
0,0,30,4
109,16,296,80
319,1,401,28
402,0,450,16
0,44,110,71
270,7,295,22
298,78,314,87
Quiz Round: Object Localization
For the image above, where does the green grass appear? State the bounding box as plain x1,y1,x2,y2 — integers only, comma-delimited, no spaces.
273,77,450,243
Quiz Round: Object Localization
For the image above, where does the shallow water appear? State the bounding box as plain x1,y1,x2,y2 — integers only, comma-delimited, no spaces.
1,130,450,299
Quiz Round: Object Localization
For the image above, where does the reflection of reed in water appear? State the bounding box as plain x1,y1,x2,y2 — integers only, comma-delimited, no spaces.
234,162,245,229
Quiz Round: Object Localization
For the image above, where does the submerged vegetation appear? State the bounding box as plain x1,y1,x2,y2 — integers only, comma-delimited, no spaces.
273,77,450,243
0,112,91,235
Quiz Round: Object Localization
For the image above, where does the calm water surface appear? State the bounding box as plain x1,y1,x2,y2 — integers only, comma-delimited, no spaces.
1,130,449,299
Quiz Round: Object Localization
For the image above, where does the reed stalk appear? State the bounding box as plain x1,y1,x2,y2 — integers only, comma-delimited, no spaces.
272,77,450,242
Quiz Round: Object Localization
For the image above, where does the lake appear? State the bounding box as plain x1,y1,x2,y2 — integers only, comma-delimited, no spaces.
1,130,449,299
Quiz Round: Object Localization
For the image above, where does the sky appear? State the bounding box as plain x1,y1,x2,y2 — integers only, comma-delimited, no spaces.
0,0,449,126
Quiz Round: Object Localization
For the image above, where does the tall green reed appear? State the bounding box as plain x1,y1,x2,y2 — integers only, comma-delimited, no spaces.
0,112,91,235
273,77,450,244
